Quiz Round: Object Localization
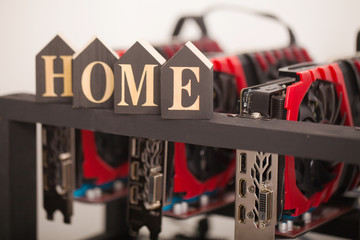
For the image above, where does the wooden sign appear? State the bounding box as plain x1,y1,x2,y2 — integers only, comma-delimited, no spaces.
35,35,215,119
161,42,213,119
73,37,118,108
114,40,166,114
36,35,75,103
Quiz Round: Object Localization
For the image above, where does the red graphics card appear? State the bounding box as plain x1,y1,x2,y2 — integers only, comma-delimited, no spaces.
239,58,360,217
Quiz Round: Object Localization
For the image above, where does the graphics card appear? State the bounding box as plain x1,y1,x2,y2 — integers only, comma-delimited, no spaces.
236,59,360,238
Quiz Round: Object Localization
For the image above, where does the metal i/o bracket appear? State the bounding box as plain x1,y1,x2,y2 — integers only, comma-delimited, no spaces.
128,137,168,240
235,150,278,240
42,125,75,224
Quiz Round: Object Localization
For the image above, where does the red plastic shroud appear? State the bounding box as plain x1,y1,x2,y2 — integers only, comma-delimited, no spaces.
212,55,248,93
116,37,222,60
81,130,129,185
173,55,247,199
162,37,223,59
255,46,312,72
284,63,354,216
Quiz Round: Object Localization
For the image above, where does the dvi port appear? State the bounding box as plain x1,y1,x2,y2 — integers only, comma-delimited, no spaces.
259,189,273,221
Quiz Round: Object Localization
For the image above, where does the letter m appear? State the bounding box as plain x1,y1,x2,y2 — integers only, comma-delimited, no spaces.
117,64,158,107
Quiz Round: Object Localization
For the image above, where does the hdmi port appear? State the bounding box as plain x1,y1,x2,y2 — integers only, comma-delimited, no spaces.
239,178,246,198
238,204,246,223
130,186,138,205
131,161,139,180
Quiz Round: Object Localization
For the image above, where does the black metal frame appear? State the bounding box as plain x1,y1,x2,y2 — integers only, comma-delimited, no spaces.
0,93,359,240
0,120,36,240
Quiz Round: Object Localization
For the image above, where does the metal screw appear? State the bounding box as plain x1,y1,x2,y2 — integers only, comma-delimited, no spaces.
248,186,255,193
251,112,262,119
260,222,266,229
58,152,71,161
247,212,254,219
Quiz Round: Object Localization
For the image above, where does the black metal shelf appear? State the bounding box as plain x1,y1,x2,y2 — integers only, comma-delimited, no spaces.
0,93,359,164
1,93,360,240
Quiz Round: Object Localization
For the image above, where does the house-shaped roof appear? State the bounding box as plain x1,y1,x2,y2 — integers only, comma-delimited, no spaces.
114,39,166,114
37,34,74,56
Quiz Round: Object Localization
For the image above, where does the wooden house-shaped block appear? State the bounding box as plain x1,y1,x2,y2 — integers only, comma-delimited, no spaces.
114,40,165,114
161,41,213,119
36,35,75,102
73,37,118,108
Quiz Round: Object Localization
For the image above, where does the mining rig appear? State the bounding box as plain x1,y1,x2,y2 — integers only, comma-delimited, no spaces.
1,8,360,240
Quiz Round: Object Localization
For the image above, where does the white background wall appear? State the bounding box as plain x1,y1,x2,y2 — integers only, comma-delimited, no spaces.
1,0,360,97
1,0,359,239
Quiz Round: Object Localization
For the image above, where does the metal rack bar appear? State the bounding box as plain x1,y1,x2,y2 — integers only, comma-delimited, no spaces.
0,93,360,239
0,94,359,163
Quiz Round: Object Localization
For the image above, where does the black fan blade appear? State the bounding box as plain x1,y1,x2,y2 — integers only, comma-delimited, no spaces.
94,132,129,168
186,144,234,182
299,103,316,122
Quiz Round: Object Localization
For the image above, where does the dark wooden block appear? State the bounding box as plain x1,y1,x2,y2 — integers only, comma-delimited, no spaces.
114,40,165,114
161,41,213,119
36,35,75,103
73,37,118,108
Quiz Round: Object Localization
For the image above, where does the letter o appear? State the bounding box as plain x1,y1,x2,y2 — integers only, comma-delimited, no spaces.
81,61,114,103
